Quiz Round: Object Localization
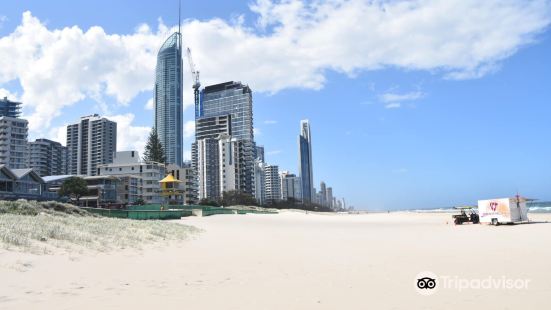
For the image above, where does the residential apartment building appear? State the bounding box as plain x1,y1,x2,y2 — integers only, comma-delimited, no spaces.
66,114,117,176
280,171,302,202
0,116,28,169
254,159,266,205
28,138,67,176
0,97,22,118
97,151,164,204
196,81,255,197
264,164,280,204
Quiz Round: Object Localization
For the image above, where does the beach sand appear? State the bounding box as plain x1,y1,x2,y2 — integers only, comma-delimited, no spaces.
2,211,551,309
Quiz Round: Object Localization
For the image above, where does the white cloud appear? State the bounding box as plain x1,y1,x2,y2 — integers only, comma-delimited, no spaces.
384,103,401,109
392,168,408,174
0,12,160,134
105,113,150,154
266,150,282,156
379,91,425,108
145,98,154,110
0,1,549,140
184,120,195,138
0,88,19,101
264,120,277,124
184,150,191,161
47,124,68,145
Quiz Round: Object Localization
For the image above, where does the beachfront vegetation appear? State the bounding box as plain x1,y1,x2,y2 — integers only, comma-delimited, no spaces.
268,198,333,212
220,190,258,207
0,200,199,254
58,177,88,202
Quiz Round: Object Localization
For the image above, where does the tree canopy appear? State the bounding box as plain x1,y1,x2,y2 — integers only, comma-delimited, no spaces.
143,127,166,163
58,177,88,203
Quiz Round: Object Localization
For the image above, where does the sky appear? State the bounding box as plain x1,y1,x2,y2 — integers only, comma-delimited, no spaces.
1,0,551,210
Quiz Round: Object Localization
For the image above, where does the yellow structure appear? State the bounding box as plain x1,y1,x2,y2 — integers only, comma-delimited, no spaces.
159,174,184,205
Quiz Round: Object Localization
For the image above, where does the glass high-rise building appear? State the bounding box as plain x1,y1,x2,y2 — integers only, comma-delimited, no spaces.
298,120,313,203
154,32,183,166
195,81,255,196
0,97,22,118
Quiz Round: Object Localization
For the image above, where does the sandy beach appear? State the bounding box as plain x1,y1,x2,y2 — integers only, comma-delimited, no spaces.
2,211,551,309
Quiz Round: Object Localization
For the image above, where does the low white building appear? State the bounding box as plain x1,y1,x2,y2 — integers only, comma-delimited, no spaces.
97,151,165,204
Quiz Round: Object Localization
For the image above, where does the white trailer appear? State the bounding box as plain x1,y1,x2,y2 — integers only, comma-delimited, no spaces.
478,197,529,225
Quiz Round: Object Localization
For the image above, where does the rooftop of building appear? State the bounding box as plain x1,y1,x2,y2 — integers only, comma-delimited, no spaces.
203,81,250,94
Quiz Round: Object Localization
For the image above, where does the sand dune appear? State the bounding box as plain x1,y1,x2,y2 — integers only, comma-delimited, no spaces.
2,211,551,309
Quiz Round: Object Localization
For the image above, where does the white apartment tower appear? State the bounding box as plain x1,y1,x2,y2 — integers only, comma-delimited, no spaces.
66,114,117,176
28,138,67,176
264,164,281,204
0,116,28,169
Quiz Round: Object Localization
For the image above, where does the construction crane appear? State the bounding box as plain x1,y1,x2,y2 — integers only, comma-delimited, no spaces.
186,47,201,117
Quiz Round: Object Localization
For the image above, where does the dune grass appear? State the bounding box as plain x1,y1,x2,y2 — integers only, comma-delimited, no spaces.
0,200,200,254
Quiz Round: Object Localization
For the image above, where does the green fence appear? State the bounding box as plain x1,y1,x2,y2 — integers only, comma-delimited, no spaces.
90,204,279,219
82,208,193,220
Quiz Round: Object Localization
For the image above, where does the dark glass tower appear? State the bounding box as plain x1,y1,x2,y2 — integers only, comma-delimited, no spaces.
299,120,313,203
154,32,183,166
195,81,255,196
0,97,22,118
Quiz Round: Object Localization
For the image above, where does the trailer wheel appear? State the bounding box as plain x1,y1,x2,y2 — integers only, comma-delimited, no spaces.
491,218,499,226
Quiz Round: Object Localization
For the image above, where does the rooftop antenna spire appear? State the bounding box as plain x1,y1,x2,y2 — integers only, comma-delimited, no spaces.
178,0,181,34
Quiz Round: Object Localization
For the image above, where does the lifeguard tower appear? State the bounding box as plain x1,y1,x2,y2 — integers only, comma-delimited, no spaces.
159,174,184,205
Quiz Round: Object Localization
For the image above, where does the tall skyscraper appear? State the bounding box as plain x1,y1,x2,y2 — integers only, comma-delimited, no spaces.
154,31,183,167
195,81,255,196
255,145,265,162
0,116,28,169
326,187,333,209
298,119,313,203
254,159,266,205
28,138,67,176
66,114,117,176
0,97,22,118
320,181,327,206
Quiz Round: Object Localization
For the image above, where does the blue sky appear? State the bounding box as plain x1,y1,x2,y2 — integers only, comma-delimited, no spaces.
1,0,551,210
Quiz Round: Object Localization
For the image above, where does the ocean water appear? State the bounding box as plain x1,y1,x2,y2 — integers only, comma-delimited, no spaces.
527,201,551,213
409,202,551,213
